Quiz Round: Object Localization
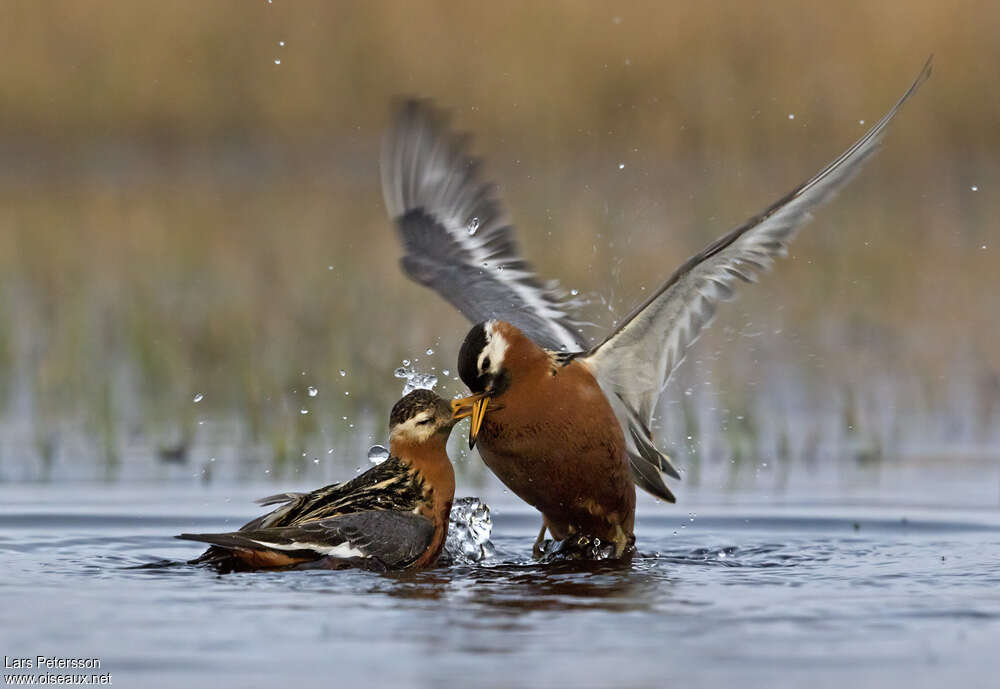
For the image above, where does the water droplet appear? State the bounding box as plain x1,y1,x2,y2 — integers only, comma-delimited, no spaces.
618,163,625,170
467,217,480,235
193,393,204,403
395,365,438,394
307,386,318,397
313,458,319,464
859,119,866,125
971,185,979,192
412,373,437,393
570,288,579,296
442,369,450,376
426,348,434,356
327,448,334,454
328,265,334,271
367,445,390,464
787,113,795,120
339,369,346,377
274,59,281,65
402,359,411,366
279,40,285,47
300,409,309,415
209,457,216,463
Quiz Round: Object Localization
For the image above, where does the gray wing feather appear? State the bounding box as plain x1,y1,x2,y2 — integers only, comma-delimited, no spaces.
583,58,932,492
178,511,435,570
382,99,587,351
326,511,436,568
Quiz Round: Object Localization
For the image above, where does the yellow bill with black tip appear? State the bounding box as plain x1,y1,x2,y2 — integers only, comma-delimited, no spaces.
451,393,490,449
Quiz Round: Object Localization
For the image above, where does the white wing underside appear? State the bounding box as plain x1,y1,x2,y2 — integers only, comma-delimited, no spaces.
584,59,932,444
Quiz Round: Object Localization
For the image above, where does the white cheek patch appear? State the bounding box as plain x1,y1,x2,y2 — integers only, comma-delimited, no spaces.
391,415,438,444
480,322,510,375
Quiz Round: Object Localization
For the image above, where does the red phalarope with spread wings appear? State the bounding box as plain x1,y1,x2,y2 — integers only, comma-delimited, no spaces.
382,59,932,557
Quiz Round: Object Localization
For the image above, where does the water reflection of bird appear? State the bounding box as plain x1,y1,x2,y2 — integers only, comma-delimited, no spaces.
382,60,932,558
177,390,457,572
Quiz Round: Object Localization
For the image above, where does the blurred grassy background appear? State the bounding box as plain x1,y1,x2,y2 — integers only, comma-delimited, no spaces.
0,1,996,483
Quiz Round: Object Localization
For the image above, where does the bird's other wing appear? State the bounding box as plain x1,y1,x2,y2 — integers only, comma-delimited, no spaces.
268,457,425,528
255,491,306,507
381,99,587,352
238,456,424,532
177,511,435,570
582,58,932,493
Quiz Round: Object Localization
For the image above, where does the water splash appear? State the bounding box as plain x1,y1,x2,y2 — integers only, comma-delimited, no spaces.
443,497,495,563
367,445,390,465
467,216,480,235
394,366,438,395
535,534,623,562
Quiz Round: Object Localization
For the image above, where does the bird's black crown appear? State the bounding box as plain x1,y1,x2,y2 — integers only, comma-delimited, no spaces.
458,322,489,392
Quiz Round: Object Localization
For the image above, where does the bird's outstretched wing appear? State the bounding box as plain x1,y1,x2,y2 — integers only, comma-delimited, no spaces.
177,511,435,570
381,99,587,352
583,58,932,492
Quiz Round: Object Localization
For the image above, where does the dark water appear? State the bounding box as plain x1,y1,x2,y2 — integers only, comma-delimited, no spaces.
2,483,999,689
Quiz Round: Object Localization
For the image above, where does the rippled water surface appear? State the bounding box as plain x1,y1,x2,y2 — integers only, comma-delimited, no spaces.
2,483,999,689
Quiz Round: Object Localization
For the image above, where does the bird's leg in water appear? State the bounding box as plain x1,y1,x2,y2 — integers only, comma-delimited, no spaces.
612,524,628,559
532,523,548,558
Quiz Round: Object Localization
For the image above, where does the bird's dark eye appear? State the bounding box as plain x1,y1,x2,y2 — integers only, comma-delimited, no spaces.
481,357,491,371
417,418,433,426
